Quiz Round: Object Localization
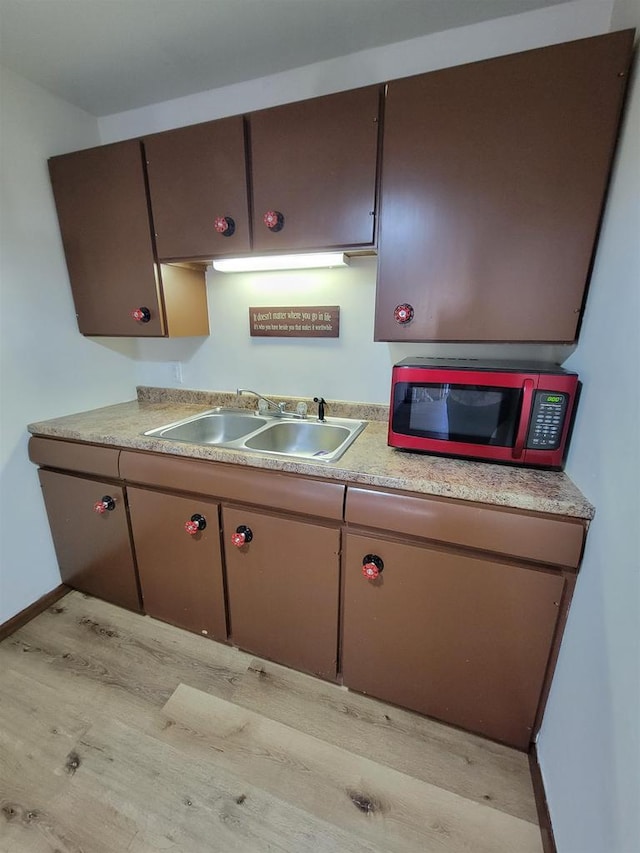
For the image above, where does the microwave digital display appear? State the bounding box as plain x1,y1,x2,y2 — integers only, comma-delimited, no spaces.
395,383,523,447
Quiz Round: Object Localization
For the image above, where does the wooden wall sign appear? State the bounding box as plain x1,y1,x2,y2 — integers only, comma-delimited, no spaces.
249,306,340,338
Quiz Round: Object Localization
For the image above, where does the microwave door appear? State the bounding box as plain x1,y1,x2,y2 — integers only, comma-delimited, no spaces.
444,385,527,448
446,388,511,445
408,385,450,439
397,381,526,448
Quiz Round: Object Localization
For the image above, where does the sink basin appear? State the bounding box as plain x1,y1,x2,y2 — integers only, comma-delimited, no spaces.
245,421,353,458
143,407,366,462
145,409,268,444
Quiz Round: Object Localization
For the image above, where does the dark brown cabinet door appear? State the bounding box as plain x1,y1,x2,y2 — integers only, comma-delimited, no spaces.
223,507,340,679
38,470,140,611
375,30,634,342
145,117,251,260
249,86,381,252
127,488,227,640
48,140,165,336
342,533,565,749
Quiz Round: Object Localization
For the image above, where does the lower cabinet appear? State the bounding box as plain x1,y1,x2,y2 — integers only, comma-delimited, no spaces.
126,487,227,640
222,506,341,680
31,440,585,750
341,532,565,749
37,469,141,612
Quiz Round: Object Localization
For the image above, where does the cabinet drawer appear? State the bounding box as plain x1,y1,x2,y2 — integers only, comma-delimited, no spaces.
119,451,345,520
29,437,120,479
346,486,585,568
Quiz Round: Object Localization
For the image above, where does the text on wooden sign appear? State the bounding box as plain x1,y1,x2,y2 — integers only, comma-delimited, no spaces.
249,306,340,338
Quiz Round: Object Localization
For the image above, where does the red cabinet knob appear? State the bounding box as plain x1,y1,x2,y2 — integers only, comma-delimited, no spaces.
394,304,414,325
362,554,384,580
184,514,207,535
231,525,253,547
213,215,235,236
94,496,116,514
131,306,151,323
263,210,284,232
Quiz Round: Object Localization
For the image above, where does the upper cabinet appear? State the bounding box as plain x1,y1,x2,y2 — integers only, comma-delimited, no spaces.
144,116,251,260
374,30,634,343
49,32,633,342
49,140,208,337
248,86,381,252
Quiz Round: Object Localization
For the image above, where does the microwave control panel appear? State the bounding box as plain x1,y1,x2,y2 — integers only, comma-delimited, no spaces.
526,391,569,449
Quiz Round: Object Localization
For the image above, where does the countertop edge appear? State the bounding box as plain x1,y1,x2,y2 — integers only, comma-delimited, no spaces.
26,394,595,521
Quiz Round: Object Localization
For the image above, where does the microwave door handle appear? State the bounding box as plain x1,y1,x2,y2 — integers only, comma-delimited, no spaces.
513,379,535,460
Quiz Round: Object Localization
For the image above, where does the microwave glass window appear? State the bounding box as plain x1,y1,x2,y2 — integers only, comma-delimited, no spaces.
393,383,523,446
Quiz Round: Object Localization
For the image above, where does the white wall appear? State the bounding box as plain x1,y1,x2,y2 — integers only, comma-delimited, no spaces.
0,67,137,622
98,0,611,402
537,2,640,850
135,258,565,404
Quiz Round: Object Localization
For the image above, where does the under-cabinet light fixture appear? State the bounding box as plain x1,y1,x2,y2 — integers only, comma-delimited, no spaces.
212,252,350,273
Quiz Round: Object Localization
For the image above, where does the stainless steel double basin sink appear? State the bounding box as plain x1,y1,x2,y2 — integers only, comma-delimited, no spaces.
143,407,366,463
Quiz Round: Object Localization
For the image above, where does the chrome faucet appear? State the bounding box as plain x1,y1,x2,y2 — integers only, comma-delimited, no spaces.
237,389,309,419
237,388,286,414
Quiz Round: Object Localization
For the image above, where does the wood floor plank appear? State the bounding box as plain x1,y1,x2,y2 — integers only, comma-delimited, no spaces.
231,656,537,823
0,785,138,853
0,666,90,841
3,591,252,713
0,659,380,852
0,667,92,801
1,592,543,853
160,683,543,853
66,716,387,853
0,639,156,738
0,668,139,853
23,590,253,690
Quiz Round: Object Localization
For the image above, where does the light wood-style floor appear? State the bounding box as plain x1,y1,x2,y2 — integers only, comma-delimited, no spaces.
0,591,543,852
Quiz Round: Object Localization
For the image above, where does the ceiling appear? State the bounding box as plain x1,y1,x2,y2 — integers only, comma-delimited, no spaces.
0,0,570,116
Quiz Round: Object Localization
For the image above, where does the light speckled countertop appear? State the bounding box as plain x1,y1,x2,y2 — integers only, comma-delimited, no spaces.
27,387,594,520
